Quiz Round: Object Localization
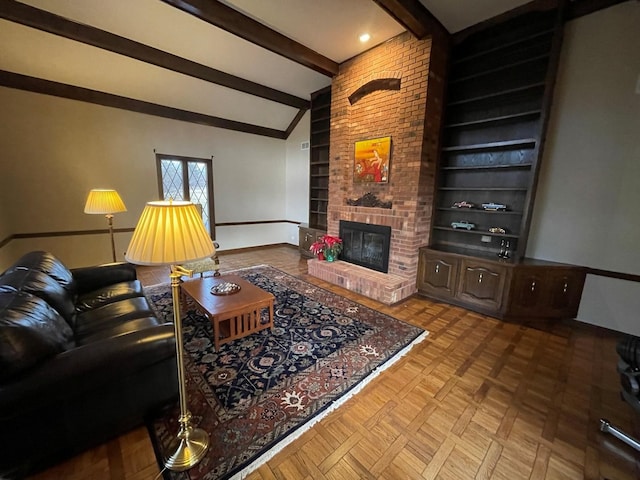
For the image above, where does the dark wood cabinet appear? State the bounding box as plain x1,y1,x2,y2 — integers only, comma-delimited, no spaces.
309,86,331,231
457,258,508,312
298,226,325,259
508,267,586,318
416,249,459,298
417,247,586,321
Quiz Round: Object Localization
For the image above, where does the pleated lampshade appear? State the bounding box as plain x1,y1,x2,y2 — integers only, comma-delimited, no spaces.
84,189,127,214
125,201,214,266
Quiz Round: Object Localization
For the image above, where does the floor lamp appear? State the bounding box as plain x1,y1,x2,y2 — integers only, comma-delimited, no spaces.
84,189,127,262
125,200,214,471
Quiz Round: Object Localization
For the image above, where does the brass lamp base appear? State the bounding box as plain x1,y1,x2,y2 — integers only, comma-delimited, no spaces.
165,425,209,471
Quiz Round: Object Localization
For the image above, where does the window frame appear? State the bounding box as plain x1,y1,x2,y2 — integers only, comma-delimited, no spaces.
155,153,216,239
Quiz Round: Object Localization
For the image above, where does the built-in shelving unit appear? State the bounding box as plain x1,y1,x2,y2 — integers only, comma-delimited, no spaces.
308,86,331,231
430,8,562,260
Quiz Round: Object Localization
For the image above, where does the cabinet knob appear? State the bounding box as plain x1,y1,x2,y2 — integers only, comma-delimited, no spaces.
435,264,439,273
478,273,483,284
563,282,568,293
531,281,536,292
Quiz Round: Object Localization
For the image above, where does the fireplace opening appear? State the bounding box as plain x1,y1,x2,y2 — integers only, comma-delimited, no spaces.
339,220,391,273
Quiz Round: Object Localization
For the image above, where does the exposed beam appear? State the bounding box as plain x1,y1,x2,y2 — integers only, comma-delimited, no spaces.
566,0,628,20
0,70,288,139
160,0,339,77
0,0,309,110
372,0,449,39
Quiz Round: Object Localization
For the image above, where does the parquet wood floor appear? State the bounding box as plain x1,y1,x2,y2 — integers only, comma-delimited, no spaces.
29,245,639,479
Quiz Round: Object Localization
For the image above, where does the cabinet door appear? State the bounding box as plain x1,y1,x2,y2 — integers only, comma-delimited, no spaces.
416,250,458,299
299,227,323,258
546,269,586,317
456,259,508,311
508,269,546,317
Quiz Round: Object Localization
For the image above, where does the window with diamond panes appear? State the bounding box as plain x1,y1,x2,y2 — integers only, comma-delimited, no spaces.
156,154,215,237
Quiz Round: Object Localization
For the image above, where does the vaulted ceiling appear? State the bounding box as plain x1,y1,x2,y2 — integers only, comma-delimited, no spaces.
0,0,622,139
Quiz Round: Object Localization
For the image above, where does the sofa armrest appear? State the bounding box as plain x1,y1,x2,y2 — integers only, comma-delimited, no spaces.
0,324,176,415
71,262,138,295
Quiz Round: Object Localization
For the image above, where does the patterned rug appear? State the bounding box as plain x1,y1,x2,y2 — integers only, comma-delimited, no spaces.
145,265,427,480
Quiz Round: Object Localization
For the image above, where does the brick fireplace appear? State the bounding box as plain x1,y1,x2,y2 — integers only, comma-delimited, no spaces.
308,31,448,304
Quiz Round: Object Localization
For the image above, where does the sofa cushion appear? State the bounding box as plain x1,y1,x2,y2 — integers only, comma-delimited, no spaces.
3,251,77,297
74,297,156,342
75,280,144,312
0,291,74,382
0,269,76,325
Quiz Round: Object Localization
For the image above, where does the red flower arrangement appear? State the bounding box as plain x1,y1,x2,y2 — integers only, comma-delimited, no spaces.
310,234,343,261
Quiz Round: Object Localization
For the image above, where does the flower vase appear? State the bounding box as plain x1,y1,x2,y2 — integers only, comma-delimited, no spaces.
325,252,335,262
317,252,325,261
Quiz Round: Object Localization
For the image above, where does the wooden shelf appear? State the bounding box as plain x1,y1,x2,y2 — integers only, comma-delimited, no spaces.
442,163,533,171
312,143,329,148
439,187,528,192
433,226,520,239
452,29,554,65
444,110,541,129
442,138,536,152
451,54,550,84
447,83,545,107
437,207,523,215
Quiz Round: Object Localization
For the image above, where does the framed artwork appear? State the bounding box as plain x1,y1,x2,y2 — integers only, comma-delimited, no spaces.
354,136,391,184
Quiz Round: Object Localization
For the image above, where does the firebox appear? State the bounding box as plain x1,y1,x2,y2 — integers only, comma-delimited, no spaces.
339,220,391,273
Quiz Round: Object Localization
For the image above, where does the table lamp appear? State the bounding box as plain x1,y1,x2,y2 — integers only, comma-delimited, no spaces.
125,200,214,471
84,189,127,262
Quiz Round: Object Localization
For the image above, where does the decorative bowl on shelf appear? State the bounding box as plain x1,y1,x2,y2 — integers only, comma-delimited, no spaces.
489,227,507,234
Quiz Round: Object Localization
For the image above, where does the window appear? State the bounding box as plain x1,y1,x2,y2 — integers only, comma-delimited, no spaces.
156,153,215,238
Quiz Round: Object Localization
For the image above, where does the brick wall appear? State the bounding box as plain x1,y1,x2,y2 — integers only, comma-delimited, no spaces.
309,31,448,304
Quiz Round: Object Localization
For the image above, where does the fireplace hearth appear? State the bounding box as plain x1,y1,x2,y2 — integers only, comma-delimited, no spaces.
339,220,391,273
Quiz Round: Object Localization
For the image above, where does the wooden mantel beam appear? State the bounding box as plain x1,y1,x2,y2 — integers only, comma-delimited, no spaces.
161,0,339,77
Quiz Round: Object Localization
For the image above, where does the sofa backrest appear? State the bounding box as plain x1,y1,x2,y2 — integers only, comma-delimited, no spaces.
0,269,76,326
3,251,77,297
0,291,74,383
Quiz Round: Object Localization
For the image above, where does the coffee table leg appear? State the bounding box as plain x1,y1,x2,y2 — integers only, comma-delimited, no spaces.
212,315,220,352
269,300,274,331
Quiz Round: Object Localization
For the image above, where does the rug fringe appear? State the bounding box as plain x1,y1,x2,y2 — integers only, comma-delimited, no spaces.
230,329,429,479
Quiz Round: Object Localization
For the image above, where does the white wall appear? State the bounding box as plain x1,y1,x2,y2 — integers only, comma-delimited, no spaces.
0,87,308,270
285,110,311,246
527,1,640,335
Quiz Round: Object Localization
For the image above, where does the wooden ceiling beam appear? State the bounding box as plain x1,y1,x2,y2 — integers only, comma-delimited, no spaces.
372,0,449,39
0,70,288,139
161,0,339,77
0,0,309,110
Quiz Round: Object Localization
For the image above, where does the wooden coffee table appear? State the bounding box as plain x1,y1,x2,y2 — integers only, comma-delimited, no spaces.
180,275,274,351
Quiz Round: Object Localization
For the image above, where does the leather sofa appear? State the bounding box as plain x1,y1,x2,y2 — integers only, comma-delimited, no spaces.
0,251,177,479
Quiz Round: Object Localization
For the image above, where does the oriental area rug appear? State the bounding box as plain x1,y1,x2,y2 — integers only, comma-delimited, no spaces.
144,265,427,480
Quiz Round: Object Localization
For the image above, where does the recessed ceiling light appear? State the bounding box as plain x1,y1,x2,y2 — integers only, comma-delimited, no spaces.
359,33,371,43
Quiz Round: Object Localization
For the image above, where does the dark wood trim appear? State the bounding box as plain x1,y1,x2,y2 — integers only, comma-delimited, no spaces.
566,0,628,20
0,235,12,249
216,243,298,255
12,228,135,239
587,268,640,283
0,0,309,110
160,0,338,77
517,2,567,259
284,108,310,138
372,0,449,39
216,220,300,227
0,70,288,139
